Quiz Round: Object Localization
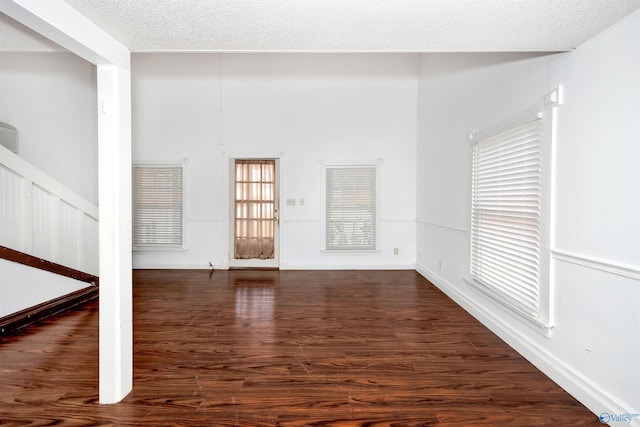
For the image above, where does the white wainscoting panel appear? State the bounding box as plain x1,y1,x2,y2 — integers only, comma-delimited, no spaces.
1,144,98,276
0,165,25,251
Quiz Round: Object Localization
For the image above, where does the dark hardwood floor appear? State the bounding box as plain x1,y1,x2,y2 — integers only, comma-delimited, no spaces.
0,270,600,426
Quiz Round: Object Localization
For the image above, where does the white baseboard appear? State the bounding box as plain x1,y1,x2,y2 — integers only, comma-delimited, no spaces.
133,260,415,271
415,263,639,426
132,261,227,270
280,260,416,270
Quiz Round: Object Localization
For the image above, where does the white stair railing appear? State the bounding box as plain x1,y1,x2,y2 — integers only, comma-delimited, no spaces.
0,144,98,276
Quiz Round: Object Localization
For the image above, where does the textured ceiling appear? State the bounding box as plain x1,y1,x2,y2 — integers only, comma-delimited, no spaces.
3,0,640,52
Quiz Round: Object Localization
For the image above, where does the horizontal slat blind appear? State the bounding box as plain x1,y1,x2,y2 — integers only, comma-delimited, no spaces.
132,165,183,248
470,119,543,316
326,166,376,250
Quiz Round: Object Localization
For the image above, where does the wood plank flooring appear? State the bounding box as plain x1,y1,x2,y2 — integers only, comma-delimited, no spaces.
0,270,601,426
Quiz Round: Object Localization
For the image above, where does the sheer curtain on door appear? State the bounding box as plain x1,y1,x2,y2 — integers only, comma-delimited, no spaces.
234,160,275,260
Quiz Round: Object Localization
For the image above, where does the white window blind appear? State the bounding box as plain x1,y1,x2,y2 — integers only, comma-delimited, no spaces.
325,165,377,251
132,165,184,248
470,118,545,319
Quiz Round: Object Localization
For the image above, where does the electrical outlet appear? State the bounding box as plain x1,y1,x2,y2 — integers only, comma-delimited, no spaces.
393,247,399,255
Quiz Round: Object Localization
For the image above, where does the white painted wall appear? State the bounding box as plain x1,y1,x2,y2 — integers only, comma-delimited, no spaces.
547,9,640,418
0,52,99,323
0,52,98,205
132,53,417,270
0,258,88,317
417,9,640,422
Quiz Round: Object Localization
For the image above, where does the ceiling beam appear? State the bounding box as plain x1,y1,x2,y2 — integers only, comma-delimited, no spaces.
0,0,129,68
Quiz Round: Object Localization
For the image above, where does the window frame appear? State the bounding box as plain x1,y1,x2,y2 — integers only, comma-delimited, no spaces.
132,160,188,252
321,160,381,253
466,87,561,336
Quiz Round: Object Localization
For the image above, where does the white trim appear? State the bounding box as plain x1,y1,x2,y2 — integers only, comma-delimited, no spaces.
320,249,382,255
381,218,416,223
132,246,189,254
285,218,416,223
552,249,640,280
416,263,639,426
464,276,553,336
469,104,543,143
318,158,384,166
282,218,321,223
188,217,226,223
223,151,287,160
416,219,467,234
281,260,416,270
467,86,562,144
132,260,417,271
543,86,563,108
132,261,226,270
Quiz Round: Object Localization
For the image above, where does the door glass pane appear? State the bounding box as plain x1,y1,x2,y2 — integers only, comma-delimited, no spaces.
234,160,276,260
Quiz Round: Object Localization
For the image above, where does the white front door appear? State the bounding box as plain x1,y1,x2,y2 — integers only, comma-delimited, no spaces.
229,158,279,268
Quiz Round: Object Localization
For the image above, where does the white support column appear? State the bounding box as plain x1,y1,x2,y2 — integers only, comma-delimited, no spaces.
1,0,133,405
97,64,132,403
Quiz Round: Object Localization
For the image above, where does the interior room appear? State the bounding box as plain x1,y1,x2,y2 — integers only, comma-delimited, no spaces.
1,1,638,425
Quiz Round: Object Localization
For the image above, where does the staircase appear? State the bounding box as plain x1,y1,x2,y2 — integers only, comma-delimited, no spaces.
0,143,99,335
